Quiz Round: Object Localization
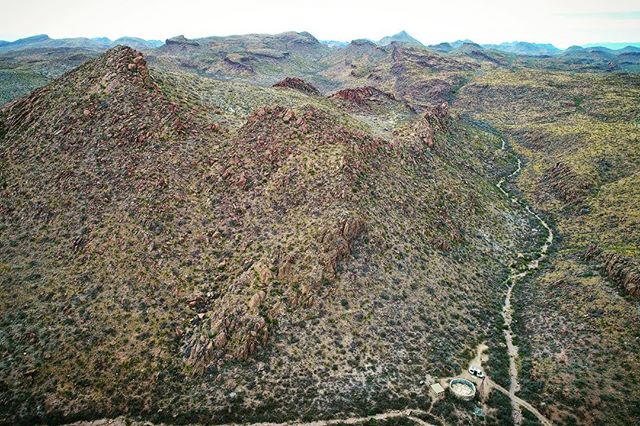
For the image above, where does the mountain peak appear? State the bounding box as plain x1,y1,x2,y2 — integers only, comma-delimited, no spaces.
378,31,423,47
19,34,51,42
0,34,51,48
274,31,320,45
165,34,200,47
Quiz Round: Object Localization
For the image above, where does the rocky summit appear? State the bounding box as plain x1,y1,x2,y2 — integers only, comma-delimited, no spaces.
0,26,639,426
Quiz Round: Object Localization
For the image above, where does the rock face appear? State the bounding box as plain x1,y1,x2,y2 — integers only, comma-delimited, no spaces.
602,253,640,298
321,217,367,279
424,101,450,126
273,77,320,96
414,102,450,147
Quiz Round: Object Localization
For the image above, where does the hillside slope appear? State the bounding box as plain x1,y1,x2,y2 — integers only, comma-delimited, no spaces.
455,68,640,425
0,47,535,424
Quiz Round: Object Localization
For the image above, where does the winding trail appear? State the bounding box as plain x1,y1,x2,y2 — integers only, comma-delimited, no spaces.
485,379,552,426
496,140,554,426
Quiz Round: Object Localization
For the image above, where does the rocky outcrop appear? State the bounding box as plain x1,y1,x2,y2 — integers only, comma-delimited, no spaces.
273,77,320,96
602,253,640,298
182,275,271,369
182,218,367,370
585,245,640,298
413,102,450,147
329,86,395,106
424,102,450,128
321,217,367,279
247,48,289,59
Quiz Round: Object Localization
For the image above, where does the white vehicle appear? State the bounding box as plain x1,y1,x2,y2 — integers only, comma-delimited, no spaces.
468,366,485,378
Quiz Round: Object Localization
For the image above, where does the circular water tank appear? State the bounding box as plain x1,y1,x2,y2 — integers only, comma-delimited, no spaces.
449,378,476,401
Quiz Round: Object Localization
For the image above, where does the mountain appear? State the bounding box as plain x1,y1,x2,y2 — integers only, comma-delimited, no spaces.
91,37,112,44
430,40,561,56
560,45,617,63
377,31,423,46
450,39,475,48
321,39,349,48
0,34,164,52
1,30,640,426
10,34,51,45
112,36,164,49
0,34,105,51
0,44,543,425
428,42,453,52
618,45,640,53
449,42,509,66
576,45,640,55
456,41,483,50
483,41,561,56
583,42,640,50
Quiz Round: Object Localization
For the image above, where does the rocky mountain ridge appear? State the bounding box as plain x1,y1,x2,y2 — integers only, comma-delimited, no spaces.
0,27,639,426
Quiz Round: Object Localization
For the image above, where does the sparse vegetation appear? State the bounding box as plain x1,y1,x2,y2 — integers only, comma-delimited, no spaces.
0,27,638,426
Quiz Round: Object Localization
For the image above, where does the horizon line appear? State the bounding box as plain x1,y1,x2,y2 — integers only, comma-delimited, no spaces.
1,31,639,50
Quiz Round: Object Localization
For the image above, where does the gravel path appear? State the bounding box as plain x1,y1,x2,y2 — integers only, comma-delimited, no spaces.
486,379,553,426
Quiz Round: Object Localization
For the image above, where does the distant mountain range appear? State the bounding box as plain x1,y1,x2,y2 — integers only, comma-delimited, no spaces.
583,42,640,50
482,41,561,56
321,31,638,57
436,39,638,56
1,32,639,58
0,34,163,51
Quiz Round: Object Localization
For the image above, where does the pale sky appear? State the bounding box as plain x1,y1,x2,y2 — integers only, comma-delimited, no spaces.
1,0,639,48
